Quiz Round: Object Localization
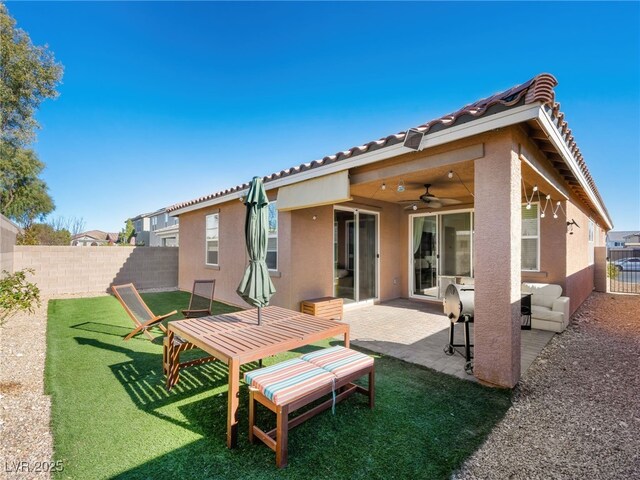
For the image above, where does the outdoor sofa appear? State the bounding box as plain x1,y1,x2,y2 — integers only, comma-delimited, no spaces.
521,282,570,332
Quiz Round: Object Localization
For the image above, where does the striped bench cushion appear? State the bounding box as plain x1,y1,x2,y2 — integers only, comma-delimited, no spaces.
244,358,336,406
301,346,373,378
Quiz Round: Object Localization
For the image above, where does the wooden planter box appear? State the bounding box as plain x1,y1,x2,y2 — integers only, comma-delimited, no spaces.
300,297,344,320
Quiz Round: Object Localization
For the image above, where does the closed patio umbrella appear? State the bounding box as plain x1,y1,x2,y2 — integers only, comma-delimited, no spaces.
237,176,276,325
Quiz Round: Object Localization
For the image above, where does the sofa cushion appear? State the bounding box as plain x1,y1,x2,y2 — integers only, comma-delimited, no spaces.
531,305,564,323
522,283,563,309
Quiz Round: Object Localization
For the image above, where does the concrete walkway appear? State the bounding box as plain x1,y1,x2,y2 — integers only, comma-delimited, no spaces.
343,298,555,381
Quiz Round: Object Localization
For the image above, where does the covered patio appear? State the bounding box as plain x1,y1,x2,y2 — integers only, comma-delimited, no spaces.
343,299,555,381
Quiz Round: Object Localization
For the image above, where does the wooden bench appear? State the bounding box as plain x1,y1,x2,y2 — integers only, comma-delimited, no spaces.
245,347,375,468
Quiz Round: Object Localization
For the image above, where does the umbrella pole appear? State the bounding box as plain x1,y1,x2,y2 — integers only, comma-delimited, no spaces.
258,306,261,325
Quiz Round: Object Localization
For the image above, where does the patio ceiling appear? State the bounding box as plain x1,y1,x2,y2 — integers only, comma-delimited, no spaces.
349,157,567,211
350,160,475,209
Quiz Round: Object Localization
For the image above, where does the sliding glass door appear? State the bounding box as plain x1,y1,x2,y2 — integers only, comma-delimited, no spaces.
334,208,378,304
410,210,473,299
412,216,438,298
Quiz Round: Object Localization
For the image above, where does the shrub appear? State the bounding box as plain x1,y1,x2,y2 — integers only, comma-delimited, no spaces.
0,269,40,327
606,263,619,279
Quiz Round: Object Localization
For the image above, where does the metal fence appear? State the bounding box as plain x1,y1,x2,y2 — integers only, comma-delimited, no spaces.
608,249,640,294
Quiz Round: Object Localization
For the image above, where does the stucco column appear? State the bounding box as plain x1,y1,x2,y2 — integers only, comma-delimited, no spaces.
473,145,521,388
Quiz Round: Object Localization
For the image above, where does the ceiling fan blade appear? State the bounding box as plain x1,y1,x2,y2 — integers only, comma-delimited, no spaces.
398,199,421,203
438,198,463,206
404,204,434,211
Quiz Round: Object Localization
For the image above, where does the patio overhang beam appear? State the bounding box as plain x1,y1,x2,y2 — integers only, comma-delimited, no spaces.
518,144,570,201
349,143,484,186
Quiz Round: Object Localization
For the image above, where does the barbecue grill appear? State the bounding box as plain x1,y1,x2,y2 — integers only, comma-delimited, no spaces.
443,283,474,374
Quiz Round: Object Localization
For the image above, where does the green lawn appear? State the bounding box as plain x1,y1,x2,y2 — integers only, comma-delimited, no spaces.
45,291,511,479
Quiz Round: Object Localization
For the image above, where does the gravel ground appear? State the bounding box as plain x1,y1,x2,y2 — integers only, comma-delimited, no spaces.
454,292,640,480
0,293,112,480
0,301,53,480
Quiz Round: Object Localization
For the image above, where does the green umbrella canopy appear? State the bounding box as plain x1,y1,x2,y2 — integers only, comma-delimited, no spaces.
237,177,276,310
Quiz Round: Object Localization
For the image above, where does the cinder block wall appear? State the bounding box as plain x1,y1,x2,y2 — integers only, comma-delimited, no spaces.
0,214,19,273
13,246,178,296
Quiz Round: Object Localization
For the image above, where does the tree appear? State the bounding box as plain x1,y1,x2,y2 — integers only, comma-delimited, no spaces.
119,219,136,245
0,3,63,146
0,144,54,225
17,222,70,246
16,215,84,245
0,3,62,225
48,215,85,236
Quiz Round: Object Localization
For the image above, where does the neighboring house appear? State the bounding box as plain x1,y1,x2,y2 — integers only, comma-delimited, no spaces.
168,73,612,388
71,230,118,246
128,208,179,246
150,209,179,246
623,233,640,248
129,212,152,246
606,231,640,250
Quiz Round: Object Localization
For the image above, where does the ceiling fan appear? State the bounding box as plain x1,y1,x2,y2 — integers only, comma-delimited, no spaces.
399,184,462,210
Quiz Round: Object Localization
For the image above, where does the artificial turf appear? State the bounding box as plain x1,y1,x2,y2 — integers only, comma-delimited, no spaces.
45,291,511,479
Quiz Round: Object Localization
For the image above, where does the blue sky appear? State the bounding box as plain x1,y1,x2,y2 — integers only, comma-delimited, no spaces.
7,1,640,232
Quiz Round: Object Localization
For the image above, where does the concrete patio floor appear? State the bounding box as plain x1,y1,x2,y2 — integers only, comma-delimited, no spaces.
343,298,555,381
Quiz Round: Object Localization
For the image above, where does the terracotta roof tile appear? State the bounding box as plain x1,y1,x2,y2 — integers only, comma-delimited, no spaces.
168,73,604,218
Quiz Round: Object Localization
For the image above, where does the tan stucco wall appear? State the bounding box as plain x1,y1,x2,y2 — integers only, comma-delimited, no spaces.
563,201,596,313
594,246,607,293
178,192,406,310
513,126,606,315
473,130,522,387
521,200,568,289
177,126,608,322
179,200,255,308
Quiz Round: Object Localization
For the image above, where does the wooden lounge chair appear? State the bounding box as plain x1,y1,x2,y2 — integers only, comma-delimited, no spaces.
112,283,177,341
111,283,216,375
182,280,216,318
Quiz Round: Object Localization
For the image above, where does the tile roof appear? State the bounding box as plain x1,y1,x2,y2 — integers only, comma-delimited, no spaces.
72,230,108,241
167,73,602,216
606,231,640,242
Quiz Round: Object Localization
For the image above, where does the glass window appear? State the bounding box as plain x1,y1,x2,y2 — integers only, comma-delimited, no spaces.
151,216,157,231
588,220,595,265
206,213,219,265
266,202,278,270
522,204,539,271
440,212,472,276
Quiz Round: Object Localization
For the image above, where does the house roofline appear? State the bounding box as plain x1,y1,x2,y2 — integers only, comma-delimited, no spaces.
168,74,611,229
536,108,613,229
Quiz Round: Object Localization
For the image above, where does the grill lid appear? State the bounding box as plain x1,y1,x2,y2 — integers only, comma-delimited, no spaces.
443,284,475,322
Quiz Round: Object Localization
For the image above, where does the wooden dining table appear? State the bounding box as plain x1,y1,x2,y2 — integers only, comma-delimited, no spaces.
165,305,350,448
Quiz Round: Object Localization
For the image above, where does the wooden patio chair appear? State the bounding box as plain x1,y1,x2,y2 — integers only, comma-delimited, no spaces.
182,280,216,318
111,283,216,374
112,283,177,341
